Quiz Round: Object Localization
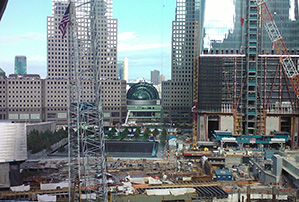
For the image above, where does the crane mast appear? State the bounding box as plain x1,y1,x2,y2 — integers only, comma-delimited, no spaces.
192,22,200,150
257,1,299,99
67,0,107,201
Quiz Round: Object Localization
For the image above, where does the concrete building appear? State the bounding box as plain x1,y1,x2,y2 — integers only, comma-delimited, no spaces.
0,0,127,126
45,0,127,126
158,74,165,85
6,74,43,123
14,56,27,75
161,0,206,125
150,69,159,85
0,70,6,120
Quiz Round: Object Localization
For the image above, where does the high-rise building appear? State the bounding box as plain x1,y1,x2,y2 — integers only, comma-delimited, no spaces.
6,74,43,123
162,0,206,124
117,60,124,80
151,69,160,85
14,56,27,75
196,0,299,144
159,74,166,85
123,57,129,82
45,0,127,125
0,69,6,120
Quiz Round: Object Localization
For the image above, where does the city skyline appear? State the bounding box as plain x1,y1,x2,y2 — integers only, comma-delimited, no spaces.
0,0,176,80
0,0,244,81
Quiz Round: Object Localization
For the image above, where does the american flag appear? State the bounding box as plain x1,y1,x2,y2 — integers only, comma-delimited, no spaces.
58,3,71,39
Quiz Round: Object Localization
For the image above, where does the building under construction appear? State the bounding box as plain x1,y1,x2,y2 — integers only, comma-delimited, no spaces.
194,0,299,148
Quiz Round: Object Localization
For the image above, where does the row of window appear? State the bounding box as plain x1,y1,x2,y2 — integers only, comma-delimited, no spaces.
8,86,40,89
8,81,40,85
8,105,40,108
8,109,40,112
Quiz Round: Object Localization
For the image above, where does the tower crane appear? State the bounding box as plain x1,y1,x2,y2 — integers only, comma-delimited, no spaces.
67,0,107,201
257,1,299,99
192,22,200,150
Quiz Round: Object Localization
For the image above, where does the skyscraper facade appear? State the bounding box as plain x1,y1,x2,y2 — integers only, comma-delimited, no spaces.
162,0,206,124
14,56,27,75
46,0,127,125
151,69,160,85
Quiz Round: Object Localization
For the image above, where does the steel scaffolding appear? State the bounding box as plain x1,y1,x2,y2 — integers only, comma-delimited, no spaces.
66,0,107,201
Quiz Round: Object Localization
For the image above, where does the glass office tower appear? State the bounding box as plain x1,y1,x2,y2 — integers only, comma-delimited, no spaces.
162,0,206,124
203,0,299,53
14,56,27,75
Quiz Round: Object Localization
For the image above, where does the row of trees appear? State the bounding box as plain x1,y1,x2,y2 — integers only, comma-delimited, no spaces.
106,127,168,146
27,129,68,154
27,126,169,154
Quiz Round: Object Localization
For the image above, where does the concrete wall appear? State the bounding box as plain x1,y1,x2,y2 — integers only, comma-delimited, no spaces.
0,163,10,188
252,159,277,183
225,156,242,168
199,115,206,141
273,155,282,177
220,115,234,132
266,116,279,136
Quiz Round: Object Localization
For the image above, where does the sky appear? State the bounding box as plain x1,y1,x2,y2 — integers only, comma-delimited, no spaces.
0,0,176,80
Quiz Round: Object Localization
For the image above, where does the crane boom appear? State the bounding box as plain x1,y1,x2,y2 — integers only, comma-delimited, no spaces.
257,1,299,98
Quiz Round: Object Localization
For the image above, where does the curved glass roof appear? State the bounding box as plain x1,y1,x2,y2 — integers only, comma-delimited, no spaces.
127,82,159,100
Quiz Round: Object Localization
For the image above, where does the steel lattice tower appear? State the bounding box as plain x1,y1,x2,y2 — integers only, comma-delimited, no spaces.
66,0,107,201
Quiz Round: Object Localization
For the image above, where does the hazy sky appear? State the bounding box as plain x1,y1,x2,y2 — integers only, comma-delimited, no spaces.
0,0,175,80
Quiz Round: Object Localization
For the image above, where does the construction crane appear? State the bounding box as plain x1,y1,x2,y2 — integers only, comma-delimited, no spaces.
67,0,107,201
257,0,299,99
192,22,200,150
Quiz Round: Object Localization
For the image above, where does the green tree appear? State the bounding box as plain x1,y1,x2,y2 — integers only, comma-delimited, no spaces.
120,128,129,140
27,128,68,154
143,128,150,140
58,145,65,153
108,127,116,139
153,128,159,137
134,127,141,139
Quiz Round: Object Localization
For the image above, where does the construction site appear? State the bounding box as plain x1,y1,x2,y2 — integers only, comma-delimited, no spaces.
191,0,299,148
0,0,299,202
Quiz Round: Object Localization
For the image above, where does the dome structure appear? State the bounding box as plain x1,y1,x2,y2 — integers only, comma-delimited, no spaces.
127,82,159,100
126,82,161,124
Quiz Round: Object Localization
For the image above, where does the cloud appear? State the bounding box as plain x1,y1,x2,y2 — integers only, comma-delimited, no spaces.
118,42,170,52
0,32,46,45
118,32,138,42
27,55,46,62
118,32,170,51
